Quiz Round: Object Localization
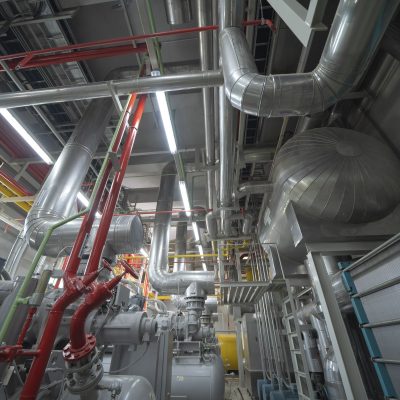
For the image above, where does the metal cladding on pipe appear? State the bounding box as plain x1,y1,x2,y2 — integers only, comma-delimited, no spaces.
0,281,14,305
165,0,192,25
259,128,400,268
148,163,214,295
197,0,215,210
236,181,273,198
242,213,253,235
205,210,219,240
241,146,275,163
25,98,113,242
174,214,187,272
0,70,223,109
218,0,237,236
324,348,347,400
220,0,400,117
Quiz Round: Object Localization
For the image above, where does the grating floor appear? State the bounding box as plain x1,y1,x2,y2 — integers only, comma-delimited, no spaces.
224,377,254,400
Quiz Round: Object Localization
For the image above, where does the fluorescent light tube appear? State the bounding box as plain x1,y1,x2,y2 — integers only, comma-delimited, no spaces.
0,108,53,165
197,244,207,271
77,191,101,218
192,221,200,242
156,91,177,154
179,180,191,217
140,248,149,258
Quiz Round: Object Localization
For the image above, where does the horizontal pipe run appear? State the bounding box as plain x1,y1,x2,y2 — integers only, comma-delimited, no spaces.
220,0,400,117
0,20,272,66
0,70,223,108
0,44,147,72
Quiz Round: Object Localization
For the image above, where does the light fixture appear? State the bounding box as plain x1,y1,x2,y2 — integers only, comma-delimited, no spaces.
155,91,177,154
140,248,149,258
179,180,191,217
191,221,200,242
197,244,207,271
77,192,101,218
0,108,53,165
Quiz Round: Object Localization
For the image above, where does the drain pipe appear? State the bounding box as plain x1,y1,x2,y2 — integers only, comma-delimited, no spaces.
220,0,400,117
148,162,214,295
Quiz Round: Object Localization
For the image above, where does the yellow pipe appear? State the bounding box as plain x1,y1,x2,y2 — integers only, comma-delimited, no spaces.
157,295,171,301
0,183,31,212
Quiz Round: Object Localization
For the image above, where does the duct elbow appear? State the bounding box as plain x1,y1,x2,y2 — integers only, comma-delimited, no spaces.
221,0,399,117
24,215,143,258
149,269,215,295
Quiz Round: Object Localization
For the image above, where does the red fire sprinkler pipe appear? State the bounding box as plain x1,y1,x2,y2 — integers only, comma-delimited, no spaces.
68,262,137,352
68,275,123,351
85,95,147,276
13,93,139,354
19,94,145,400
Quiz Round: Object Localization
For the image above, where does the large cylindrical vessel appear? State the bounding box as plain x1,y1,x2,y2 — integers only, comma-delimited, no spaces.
171,354,225,400
258,128,400,270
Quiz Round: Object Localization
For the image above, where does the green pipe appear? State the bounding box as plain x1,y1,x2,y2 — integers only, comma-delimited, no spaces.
0,94,137,344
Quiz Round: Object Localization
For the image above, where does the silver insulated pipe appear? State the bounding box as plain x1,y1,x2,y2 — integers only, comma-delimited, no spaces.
148,163,214,295
174,214,187,272
5,70,144,276
220,0,400,116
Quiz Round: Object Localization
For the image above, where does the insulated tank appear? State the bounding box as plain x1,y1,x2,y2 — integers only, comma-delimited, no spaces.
171,354,225,400
259,128,400,267
216,333,238,371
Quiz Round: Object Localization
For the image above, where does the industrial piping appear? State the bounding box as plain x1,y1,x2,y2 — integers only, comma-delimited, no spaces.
174,214,187,272
220,0,400,117
218,0,241,236
196,0,215,211
0,70,222,109
148,162,214,294
9,70,144,261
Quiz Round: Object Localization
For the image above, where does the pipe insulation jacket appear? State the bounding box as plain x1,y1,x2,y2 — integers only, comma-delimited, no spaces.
220,0,400,117
148,162,214,294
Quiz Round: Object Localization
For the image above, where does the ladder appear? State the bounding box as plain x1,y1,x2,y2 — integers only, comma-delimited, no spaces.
283,280,316,400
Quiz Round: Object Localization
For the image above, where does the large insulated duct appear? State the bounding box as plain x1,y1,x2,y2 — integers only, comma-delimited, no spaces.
6,70,144,269
220,0,400,117
23,94,143,256
148,163,214,294
259,128,400,269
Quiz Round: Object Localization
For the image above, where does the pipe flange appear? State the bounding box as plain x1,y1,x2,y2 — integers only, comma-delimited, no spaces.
63,334,96,361
64,346,103,394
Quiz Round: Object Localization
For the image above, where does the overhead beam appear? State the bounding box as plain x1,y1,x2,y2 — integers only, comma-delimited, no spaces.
0,9,77,29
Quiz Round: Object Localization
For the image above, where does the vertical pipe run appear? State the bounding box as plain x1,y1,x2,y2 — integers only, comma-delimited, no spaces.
85,95,147,275
174,213,187,272
218,0,237,236
196,0,215,211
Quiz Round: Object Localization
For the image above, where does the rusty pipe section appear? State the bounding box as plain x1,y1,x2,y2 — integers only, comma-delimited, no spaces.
220,0,400,117
148,163,214,295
